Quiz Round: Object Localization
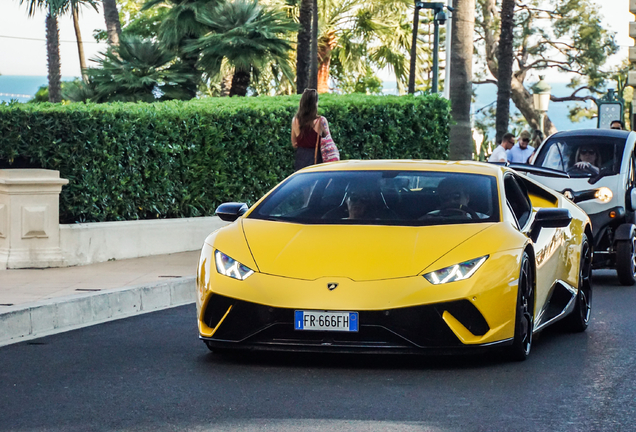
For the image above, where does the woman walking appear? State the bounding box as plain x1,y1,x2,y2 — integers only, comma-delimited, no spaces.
291,88,331,171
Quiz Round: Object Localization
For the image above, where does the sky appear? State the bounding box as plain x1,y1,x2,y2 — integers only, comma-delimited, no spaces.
0,0,632,78
0,0,109,77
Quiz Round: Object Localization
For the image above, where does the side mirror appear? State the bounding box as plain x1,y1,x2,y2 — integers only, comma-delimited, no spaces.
631,189,636,212
529,208,572,242
215,202,249,222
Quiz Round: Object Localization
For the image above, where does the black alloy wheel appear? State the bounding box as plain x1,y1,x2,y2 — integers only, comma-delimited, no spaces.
565,235,592,332
508,252,535,361
616,232,636,286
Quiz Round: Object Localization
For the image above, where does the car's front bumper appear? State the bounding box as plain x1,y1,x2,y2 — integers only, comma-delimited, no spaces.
199,293,514,354
197,246,523,353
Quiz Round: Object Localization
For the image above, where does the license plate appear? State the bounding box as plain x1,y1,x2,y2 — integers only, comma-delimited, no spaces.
294,310,359,332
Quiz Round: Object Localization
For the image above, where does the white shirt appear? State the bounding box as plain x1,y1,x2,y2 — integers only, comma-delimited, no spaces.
488,145,508,163
507,143,535,163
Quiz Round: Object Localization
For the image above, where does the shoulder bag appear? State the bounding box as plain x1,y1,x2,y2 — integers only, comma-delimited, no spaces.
319,117,340,163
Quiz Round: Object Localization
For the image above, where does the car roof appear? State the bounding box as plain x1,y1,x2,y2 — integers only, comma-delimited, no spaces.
548,129,633,141
299,159,503,176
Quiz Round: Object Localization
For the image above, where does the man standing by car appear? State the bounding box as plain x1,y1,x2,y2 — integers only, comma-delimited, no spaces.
488,133,515,163
507,130,535,164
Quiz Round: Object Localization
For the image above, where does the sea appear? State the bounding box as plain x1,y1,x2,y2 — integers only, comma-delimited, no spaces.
0,75,597,134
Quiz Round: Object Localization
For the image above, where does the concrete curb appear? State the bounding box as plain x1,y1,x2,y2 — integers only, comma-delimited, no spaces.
0,276,196,347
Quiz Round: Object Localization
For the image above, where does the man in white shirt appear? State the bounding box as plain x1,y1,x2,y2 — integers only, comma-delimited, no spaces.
507,130,535,163
488,133,515,163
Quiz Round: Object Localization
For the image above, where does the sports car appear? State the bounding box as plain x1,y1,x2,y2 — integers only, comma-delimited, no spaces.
196,160,592,360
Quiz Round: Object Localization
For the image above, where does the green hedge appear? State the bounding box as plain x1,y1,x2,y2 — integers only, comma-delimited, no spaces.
0,94,450,223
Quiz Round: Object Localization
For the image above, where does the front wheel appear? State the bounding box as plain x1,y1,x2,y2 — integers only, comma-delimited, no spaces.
615,235,636,286
565,235,592,332
508,252,534,361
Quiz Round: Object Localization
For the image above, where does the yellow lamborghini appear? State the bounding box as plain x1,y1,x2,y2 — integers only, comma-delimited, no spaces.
196,160,592,360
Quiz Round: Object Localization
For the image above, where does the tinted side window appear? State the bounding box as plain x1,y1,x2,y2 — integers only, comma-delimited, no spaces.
504,176,532,228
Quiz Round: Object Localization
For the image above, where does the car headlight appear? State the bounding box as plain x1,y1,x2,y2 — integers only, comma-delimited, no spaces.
595,187,612,203
423,255,489,285
214,250,255,280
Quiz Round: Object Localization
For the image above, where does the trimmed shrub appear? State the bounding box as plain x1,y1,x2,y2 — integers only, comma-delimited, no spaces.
0,94,450,223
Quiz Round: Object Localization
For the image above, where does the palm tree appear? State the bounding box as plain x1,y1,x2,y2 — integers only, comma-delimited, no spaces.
57,0,99,81
495,0,515,144
448,0,475,160
19,0,65,102
189,0,297,96
71,34,198,102
102,0,122,45
142,0,218,50
141,0,219,98
315,0,413,93
296,0,312,93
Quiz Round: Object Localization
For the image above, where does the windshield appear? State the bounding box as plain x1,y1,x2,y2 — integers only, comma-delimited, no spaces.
534,135,626,178
249,170,500,226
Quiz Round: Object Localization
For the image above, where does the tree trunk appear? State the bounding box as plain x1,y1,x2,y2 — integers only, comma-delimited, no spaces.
309,0,318,89
46,11,62,103
479,0,557,136
230,69,251,96
495,0,515,144
317,32,337,93
72,7,88,82
102,0,122,46
296,0,312,93
448,0,475,160
220,73,233,97
408,5,420,94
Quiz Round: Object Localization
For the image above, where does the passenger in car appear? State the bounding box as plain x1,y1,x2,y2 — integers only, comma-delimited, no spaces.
343,183,398,221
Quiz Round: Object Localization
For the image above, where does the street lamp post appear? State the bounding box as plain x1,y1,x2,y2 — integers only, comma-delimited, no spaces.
408,2,452,95
531,76,551,136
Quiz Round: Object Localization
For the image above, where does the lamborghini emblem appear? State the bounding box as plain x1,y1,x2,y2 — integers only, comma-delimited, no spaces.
327,283,339,291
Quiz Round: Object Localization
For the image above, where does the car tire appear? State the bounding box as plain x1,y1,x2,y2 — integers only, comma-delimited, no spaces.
616,235,636,286
565,235,592,332
508,252,534,361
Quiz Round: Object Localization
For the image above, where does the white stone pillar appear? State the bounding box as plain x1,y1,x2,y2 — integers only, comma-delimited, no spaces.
0,169,69,270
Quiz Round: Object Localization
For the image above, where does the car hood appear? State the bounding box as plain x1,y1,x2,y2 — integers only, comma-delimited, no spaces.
241,219,494,281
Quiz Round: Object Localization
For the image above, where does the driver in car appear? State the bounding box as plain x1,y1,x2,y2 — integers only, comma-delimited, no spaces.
424,178,486,220
571,146,600,175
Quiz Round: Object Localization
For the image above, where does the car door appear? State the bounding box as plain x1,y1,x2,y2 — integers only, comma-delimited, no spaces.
504,174,563,313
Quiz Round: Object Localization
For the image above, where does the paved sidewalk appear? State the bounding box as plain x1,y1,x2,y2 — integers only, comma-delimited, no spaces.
0,251,200,347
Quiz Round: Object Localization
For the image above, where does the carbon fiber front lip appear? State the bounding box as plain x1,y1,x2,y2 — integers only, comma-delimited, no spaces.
200,336,514,355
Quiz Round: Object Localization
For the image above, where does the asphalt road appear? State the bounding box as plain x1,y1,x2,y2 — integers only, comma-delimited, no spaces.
1,271,635,432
